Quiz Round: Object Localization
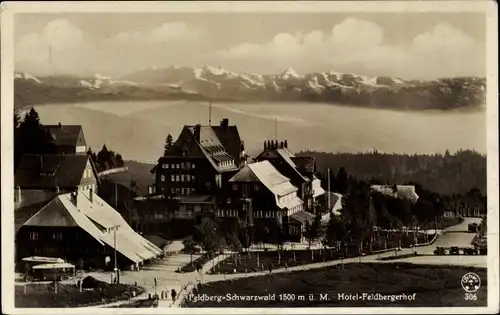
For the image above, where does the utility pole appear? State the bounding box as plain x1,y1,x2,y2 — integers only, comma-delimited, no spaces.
327,168,331,210
274,118,278,141
114,226,119,284
115,182,118,209
209,102,212,126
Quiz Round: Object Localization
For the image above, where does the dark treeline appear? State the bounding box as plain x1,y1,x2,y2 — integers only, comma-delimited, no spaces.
298,149,486,195
87,146,124,172
14,108,58,169
322,171,487,253
14,108,125,173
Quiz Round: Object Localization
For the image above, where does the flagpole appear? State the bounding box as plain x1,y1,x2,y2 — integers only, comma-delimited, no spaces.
327,168,331,210
209,102,212,126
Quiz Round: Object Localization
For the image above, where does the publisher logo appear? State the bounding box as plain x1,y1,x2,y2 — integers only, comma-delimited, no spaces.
461,272,481,293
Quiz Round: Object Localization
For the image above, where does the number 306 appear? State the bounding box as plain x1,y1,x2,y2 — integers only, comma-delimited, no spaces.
465,293,477,301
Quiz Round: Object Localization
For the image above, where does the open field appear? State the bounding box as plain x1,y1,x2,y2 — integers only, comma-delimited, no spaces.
185,263,487,307
210,232,435,274
15,281,143,308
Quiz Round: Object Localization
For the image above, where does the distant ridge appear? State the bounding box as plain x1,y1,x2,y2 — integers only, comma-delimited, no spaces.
14,66,486,111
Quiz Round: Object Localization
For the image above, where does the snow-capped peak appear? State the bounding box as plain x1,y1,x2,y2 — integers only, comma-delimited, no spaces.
203,65,227,76
15,72,42,83
281,67,300,79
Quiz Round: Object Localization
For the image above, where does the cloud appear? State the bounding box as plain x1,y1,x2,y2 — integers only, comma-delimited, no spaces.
210,18,484,79
16,19,84,59
15,19,87,74
104,22,201,46
15,20,204,76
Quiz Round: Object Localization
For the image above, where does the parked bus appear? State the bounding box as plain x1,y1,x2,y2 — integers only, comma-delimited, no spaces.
18,256,65,273
24,262,76,282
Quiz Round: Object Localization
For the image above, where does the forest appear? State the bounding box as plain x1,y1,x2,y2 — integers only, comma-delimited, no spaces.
298,150,486,195
14,108,124,172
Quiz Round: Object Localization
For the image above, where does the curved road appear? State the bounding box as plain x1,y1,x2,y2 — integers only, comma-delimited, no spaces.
84,217,485,308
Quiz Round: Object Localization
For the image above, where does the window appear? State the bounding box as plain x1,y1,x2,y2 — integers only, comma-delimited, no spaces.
191,175,195,182
161,187,165,192
191,188,195,194
29,232,38,240
227,198,231,204
171,188,175,194
254,183,260,191
232,184,238,191
181,162,185,169
192,163,196,169
161,175,165,182
176,188,180,195
52,233,63,241
176,164,180,169
176,175,180,182
171,175,175,182
186,162,191,168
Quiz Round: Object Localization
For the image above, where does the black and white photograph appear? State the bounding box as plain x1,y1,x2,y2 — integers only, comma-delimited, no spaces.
1,1,498,313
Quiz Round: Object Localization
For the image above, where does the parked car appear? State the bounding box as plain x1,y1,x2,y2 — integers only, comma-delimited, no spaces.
18,256,65,273
434,247,446,255
450,247,459,255
24,262,76,282
468,223,478,233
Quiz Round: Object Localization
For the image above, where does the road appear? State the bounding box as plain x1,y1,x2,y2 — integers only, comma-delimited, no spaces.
79,217,485,308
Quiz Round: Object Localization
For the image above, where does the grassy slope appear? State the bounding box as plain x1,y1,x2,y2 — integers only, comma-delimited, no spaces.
185,263,487,307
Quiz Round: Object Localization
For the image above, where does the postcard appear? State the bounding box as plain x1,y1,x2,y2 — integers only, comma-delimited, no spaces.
1,1,498,314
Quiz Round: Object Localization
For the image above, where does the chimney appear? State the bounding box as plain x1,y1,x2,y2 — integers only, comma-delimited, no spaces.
264,141,267,150
58,122,62,129
15,186,22,204
89,187,93,203
71,191,78,207
220,118,229,130
55,186,60,194
194,124,201,141
284,140,288,148
280,141,284,148
274,140,279,149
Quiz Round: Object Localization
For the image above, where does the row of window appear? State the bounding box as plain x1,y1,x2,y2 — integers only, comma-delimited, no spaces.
253,211,277,218
30,232,67,241
171,188,196,195
83,168,93,179
161,174,196,182
217,160,234,168
215,209,239,217
232,183,260,191
161,162,196,170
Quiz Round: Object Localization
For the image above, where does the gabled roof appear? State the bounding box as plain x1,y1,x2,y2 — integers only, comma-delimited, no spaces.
230,161,297,196
228,165,260,182
289,210,316,224
212,125,242,165
23,195,105,246
186,125,238,173
22,192,162,263
276,149,309,183
42,125,85,147
15,154,98,189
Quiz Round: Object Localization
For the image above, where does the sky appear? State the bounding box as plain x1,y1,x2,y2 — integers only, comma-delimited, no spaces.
14,12,486,79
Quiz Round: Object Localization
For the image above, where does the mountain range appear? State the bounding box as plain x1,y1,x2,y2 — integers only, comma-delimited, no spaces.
14,66,486,111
